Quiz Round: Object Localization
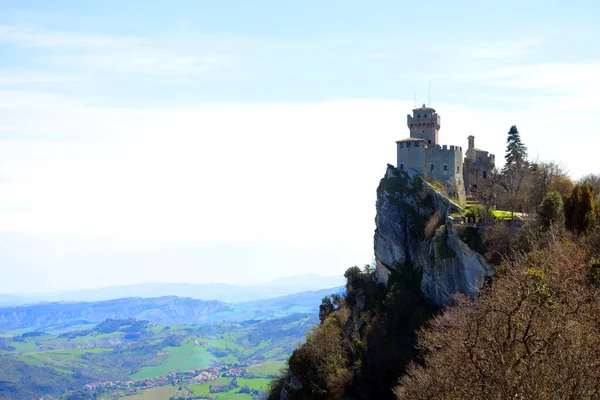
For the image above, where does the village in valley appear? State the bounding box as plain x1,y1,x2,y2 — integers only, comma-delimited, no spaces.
72,360,268,399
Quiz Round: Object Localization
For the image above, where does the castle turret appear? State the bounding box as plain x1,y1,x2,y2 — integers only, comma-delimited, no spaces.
407,104,440,146
465,135,476,161
463,135,496,194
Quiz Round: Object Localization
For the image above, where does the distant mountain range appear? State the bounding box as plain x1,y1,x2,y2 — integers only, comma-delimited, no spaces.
0,274,345,306
0,286,344,332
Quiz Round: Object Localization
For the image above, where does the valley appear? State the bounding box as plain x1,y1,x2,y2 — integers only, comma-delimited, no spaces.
0,290,334,399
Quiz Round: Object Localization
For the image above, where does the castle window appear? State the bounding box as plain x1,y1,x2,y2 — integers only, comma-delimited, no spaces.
406,143,411,148
444,164,448,171
414,142,419,147
400,163,404,170
457,166,460,173
483,171,487,179
428,140,431,144
417,114,420,118
430,164,434,171
399,143,404,148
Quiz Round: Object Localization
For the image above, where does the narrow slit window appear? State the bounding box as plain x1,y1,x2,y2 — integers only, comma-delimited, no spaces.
430,164,434,171
444,164,448,171
400,163,404,170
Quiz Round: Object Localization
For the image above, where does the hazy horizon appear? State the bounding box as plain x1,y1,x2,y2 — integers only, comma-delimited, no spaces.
1,0,599,293
1,272,346,296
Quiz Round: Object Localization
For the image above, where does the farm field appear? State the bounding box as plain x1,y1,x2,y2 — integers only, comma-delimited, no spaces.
132,344,215,380
246,361,286,376
118,386,193,399
0,313,316,399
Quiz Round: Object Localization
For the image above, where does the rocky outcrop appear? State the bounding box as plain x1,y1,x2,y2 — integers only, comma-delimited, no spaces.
374,165,492,306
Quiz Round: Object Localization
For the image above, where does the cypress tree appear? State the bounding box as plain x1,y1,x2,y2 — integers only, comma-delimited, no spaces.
565,184,581,232
581,184,596,232
565,184,595,233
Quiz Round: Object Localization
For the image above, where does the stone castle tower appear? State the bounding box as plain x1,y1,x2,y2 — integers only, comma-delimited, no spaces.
407,105,440,146
396,105,495,203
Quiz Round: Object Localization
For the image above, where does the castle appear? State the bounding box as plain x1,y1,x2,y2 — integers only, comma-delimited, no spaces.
396,105,495,203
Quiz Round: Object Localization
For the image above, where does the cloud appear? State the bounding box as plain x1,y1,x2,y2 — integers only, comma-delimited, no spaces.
0,24,233,76
0,71,83,87
47,49,232,75
0,24,136,48
365,52,396,60
455,39,544,60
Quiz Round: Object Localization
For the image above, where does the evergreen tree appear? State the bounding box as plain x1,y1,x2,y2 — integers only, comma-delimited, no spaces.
539,191,564,228
564,184,581,232
503,125,528,171
319,296,335,323
581,184,596,232
565,184,595,233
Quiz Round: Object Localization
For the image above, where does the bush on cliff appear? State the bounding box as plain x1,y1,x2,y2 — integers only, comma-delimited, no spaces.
268,262,435,400
395,229,600,399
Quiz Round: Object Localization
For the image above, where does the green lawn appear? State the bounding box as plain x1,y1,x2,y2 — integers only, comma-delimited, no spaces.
212,377,233,387
237,378,272,391
204,337,245,352
188,383,211,397
119,385,192,399
492,210,513,218
132,344,214,380
247,361,286,377
214,393,252,400
10,340,39,353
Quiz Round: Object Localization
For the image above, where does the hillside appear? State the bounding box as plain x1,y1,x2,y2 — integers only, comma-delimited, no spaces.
269,166,600,399
0,296,230,331
0,287,341,333
0,313,318,399
1,274,346,305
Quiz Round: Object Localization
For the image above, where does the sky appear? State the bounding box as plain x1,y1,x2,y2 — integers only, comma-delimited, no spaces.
1,0,599,293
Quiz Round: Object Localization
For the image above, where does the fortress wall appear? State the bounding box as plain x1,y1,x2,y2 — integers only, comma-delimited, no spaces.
423,145,466,203
424,145,462,180
396,143,426,175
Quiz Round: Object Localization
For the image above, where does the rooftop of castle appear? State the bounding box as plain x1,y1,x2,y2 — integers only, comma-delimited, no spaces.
396,138,429,145
412,104,436,112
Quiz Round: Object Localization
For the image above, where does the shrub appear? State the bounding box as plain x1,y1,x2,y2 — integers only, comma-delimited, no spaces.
538,190,564,228
395,240,600,400
565,184,596,233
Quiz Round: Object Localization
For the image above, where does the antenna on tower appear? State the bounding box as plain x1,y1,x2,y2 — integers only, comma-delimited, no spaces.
428,81,432,107
413,91,416,108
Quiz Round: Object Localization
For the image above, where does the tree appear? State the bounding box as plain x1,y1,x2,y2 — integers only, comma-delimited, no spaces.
538,191,563,228
565,184,596,233
395,241,600,400
529,161,570,208
473,167,502,218
503,125,528,172
581,184,596,231
500,126,530,214
319,296,335,323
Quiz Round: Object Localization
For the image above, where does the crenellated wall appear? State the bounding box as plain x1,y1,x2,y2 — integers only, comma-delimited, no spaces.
396,143,466,203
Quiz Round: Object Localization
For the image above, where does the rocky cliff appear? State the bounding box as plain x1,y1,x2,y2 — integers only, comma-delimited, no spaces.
269,165,495,400
374,164,492,306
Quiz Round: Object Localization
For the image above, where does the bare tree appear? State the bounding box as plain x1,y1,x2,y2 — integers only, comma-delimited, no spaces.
472,167,502,221
395,239,600,400
530,161,570,207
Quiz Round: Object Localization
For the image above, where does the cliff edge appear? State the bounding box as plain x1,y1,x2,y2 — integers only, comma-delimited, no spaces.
374,164,492,306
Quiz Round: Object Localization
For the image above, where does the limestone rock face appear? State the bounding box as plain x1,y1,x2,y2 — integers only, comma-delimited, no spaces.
373,165,492,306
